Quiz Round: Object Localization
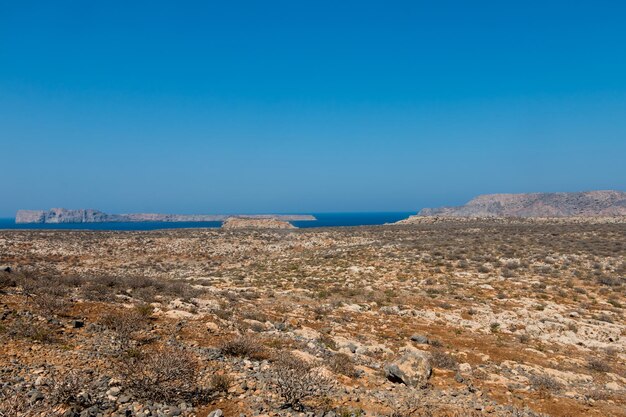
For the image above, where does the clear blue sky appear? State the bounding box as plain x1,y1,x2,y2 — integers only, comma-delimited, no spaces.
1,1,625,216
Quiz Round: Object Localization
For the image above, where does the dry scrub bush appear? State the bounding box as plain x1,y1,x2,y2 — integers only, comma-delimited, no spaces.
32,290,71,317
219,335,266,359
529,374,562,394
268,352,333,410
99,308,150,350
587,357,611,373
80,282,114,301
134,302,155,317
597,276,622,287
0,386,47,417
0,272,15,291
48,370,97,408
430,350,458,371
210,373,232,393
329,353,358,378
0,376,90,416
121,345,210,404
587,389,610,401
75,275,202,302
7,317,56,343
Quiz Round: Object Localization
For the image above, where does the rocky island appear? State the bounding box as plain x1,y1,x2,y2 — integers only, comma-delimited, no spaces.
15,208,315,224
221,217,297,229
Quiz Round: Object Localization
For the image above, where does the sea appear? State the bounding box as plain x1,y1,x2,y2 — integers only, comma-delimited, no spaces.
0,212,415,231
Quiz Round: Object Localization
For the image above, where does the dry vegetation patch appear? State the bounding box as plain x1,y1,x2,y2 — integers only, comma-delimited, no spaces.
0,220,624,416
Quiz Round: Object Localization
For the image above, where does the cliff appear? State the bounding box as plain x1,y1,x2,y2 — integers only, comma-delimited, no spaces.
15,208,315,224
15,208,117,224
415,190,626,218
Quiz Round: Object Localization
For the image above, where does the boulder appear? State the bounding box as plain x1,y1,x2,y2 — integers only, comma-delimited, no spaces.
410,334,429,344
206,321,220,333
384,348,432,387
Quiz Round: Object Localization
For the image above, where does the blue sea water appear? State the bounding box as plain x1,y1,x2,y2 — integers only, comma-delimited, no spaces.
0,212,414,231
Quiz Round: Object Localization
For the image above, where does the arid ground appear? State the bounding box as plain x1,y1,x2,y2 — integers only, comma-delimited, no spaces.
1,220,625,416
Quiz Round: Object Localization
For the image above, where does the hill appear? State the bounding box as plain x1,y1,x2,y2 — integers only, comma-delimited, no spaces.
416,190,626,218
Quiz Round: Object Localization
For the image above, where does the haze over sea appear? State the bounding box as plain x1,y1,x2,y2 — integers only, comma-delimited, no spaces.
0,212,413,230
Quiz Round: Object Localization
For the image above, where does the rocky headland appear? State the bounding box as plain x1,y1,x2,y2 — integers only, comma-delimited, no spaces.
416,190,626,218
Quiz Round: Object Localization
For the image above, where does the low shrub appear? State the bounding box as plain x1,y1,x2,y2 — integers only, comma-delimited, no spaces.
329,353,358,378
7,317,56,343
48,370,97,408
121,345,210,404
588,358,611,373
529,374,562,393
430,349,457,370
0,272,15,291
268,352,333,410
32,291,72,317
99,308,150,350
210,373,232,393
219,335,266,360
597,276,622,286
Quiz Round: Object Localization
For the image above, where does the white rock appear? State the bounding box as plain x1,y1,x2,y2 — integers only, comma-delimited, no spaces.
459,363,472,373
605,382,621,391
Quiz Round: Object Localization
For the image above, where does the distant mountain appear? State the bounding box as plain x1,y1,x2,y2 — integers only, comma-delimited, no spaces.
15,208,315,224
417,190,626,218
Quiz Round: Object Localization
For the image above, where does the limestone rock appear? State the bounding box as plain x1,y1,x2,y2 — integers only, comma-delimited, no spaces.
384,348,432,387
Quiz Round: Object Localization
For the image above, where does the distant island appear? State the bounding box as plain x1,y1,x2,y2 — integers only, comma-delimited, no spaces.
413,190,626,218
15,208,316,224
221,217,297,229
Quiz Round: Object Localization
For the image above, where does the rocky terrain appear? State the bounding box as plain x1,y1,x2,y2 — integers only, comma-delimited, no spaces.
221,218,296,230
418,191,626,218
0,219,624,416
15,209,315,224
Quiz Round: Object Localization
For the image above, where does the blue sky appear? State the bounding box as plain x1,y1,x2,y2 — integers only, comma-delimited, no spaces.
1,1,625,216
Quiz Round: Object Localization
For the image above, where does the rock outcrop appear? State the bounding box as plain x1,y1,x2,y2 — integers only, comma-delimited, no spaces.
15,208,315,224
221,217,296,229
417,190,626,218
384,347,432,387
